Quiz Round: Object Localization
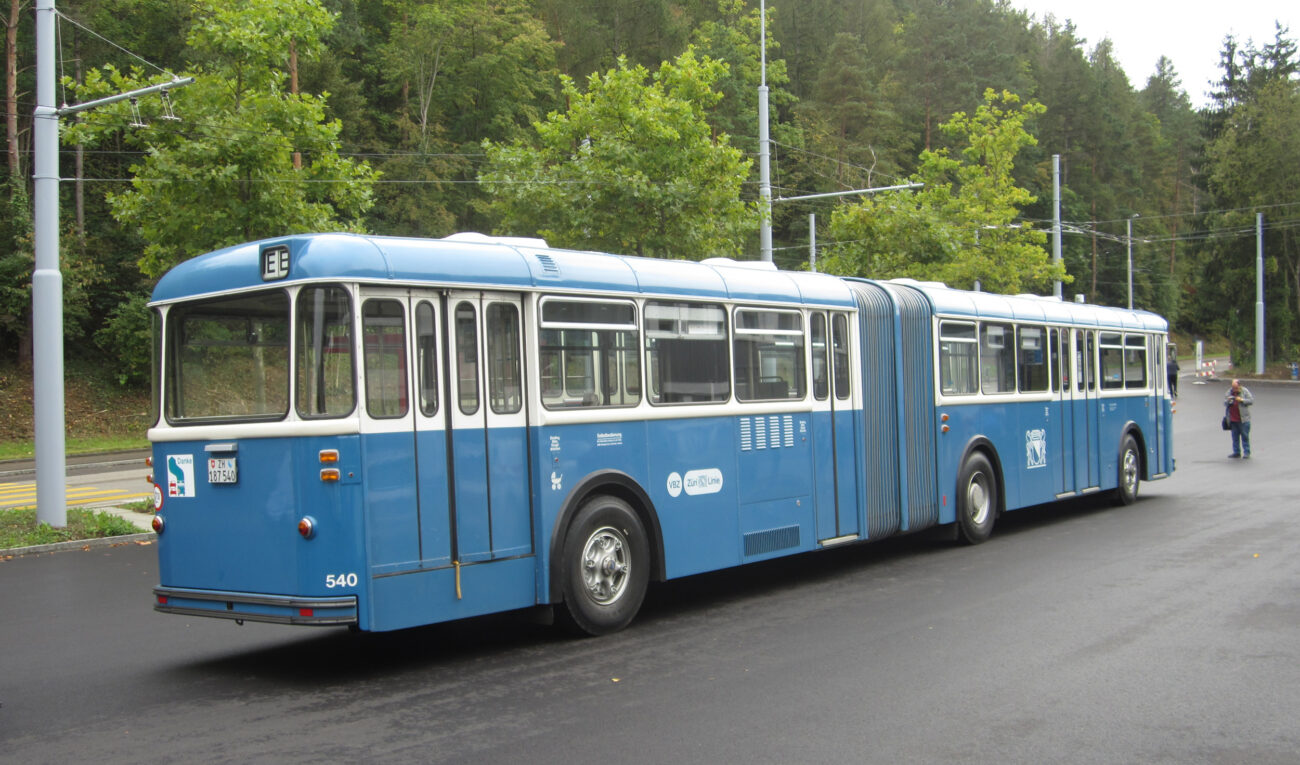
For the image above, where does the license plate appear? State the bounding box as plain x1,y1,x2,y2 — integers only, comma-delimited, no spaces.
208,457,238,484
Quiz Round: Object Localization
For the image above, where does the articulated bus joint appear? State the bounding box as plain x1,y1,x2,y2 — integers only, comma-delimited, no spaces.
153,586,357,626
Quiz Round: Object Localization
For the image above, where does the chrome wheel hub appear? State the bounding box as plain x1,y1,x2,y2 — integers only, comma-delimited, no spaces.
581,525,630,605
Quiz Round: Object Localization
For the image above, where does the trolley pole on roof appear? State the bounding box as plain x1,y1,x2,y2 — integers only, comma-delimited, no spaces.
32,0,192,526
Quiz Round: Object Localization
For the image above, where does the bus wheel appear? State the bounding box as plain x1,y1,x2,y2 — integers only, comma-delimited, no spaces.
559,495,649,636
1114,434,1140,506
957,452,997,545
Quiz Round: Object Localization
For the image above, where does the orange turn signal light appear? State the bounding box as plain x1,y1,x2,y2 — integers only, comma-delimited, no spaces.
320,468,340,482
319,449,339,464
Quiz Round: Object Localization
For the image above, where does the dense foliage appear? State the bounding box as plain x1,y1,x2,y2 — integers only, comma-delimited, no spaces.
3,0,1299,379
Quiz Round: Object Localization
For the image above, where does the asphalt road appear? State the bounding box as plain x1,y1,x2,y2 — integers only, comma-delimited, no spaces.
1,379,1296,763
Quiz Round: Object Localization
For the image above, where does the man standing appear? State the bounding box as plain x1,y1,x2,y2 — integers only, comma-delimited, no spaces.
1225,378,1254,459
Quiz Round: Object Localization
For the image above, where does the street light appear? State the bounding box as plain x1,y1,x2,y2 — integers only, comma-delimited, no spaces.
1126,213,1139,310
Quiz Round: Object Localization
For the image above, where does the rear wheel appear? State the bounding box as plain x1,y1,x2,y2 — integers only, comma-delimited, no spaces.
559,495,649,636
956,452,997,545
1114,434,1140,506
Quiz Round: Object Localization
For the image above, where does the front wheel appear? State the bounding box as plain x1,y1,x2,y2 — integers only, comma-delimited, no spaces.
559,495,650,636
956,452,997,545
1114,434,1141,506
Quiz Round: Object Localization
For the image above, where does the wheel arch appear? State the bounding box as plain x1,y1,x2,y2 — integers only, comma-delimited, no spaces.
1118,422,1148,479
547,470,665,604
957,436,1006,516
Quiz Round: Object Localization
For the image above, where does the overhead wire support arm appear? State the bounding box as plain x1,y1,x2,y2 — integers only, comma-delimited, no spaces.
776,182,924,203
58,76,195,117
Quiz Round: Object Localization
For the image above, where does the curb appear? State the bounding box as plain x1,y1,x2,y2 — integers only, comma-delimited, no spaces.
1,531,157,559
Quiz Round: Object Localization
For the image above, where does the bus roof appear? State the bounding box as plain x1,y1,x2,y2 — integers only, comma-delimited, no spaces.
893,279,1167,332
149,233,858,308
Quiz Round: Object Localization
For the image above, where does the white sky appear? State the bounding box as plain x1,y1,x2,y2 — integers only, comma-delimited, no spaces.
1010,1,1298,107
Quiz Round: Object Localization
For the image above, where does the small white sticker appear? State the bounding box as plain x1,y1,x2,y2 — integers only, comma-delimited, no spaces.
166,454,195,497
550,471,563,491
596,432,623,447
549,436,561,452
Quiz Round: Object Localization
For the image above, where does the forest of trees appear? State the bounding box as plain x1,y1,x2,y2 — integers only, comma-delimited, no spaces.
3,0,1298,384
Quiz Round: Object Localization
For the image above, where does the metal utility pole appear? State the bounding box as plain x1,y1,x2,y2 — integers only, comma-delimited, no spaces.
32,0,191,526
33,0,64,527
1052,154,1062,299
809,213,816,272
1126,214,1138,310
758,0,772,262
1256,212,1264,376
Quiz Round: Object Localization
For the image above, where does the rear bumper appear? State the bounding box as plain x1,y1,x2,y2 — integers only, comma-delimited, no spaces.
153,585,358,626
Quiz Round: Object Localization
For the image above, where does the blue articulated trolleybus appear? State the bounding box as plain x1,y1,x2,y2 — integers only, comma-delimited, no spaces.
148,233,1174,634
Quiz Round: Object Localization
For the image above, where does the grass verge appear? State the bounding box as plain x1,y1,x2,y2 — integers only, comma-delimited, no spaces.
0,506,143,550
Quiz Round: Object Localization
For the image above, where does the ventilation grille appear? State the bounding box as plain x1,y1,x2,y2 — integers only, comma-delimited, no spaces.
739,415,795,451
743,525,800,557
534,253,560,275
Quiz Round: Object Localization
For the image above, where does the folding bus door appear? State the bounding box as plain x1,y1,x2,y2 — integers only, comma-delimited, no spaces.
1053,328,1077,496
445,291,533,564
1074,329,1101,490
812,312,859,542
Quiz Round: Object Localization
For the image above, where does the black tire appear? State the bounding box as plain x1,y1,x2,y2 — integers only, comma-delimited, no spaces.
558,495,650,636
956,452,997,545
1114,434,1140,506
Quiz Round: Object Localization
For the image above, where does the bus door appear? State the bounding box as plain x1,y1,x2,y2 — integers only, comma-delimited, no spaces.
1074,329,1101,489
1053,328,1076,495
812,312,860,542
1152,337,1167,474
445,291,533,564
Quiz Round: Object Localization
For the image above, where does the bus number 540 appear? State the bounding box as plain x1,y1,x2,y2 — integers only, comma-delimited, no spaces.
325,573,358,589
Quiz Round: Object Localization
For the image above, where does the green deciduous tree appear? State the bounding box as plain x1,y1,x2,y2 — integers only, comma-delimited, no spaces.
65,0,377,279
480,49,754,259
823,90,1064,293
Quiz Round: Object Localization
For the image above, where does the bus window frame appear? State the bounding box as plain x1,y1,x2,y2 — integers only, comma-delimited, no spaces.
537,295,641,410
732,306,806,403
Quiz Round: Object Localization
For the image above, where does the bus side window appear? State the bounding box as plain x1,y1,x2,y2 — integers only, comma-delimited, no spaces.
645,301,729,404
415,301,437,416
1124,334,1148,389
832,313,851,401
811,313,829,401
362,299,408,418
939,320,978,395
1099,332,1124,390
538,298,639,409
455,302,480,415
980,323,1015,394
486,302,522,414
1017,325,1048,392
733,308,805,402
296,286,354,419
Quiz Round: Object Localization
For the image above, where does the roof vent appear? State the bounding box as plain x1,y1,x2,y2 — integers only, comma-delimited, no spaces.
535,252,560,275
701,257,778,271
442,231,549,248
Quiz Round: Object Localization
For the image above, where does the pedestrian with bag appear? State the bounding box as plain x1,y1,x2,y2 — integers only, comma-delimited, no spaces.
1224,378,1253,459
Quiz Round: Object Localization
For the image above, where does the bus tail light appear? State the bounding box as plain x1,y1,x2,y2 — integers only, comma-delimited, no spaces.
298,516,316,539
145,456,153,467
152,515,165,534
